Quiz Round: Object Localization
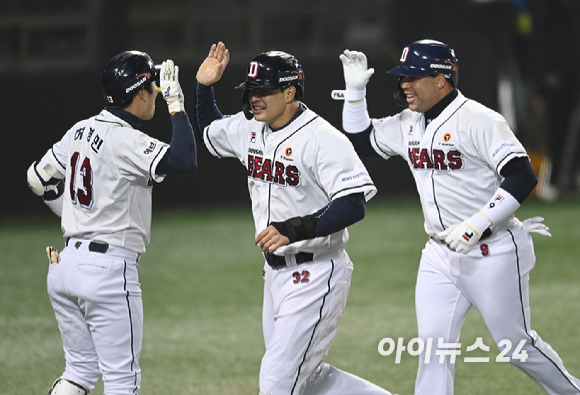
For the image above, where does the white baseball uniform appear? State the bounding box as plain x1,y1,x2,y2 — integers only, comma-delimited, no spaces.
39,109,170,393
343,89,580,395
202,106,391,395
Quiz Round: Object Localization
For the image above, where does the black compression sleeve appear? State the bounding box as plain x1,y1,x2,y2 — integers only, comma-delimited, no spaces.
156,112,198,175
499,157,538,203
271,193,366,243
344,126,378,157
313,192,366,236
192,81,224,144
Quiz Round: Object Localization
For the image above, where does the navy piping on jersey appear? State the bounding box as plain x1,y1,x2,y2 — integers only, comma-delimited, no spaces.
508,229,580,392
496,152,527,174
328,185,373,201
266,115,319,226
290,260,335,394
95,119,124,127
369,126,389,158
122,261,139,393
429,99,469,230
50,147,66,171
150,148,166,179
203,128,223,158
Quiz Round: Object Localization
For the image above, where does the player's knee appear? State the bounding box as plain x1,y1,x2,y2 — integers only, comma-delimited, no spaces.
48,378,88,395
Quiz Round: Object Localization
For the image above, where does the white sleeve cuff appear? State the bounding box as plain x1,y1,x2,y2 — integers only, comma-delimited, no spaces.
44,194,64,217
342,100,371,133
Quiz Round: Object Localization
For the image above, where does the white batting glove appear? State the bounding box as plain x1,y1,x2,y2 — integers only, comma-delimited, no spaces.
160,60,185,114
46,246,61,264
339,50,375,92
522,217,551,237
438,214,490,254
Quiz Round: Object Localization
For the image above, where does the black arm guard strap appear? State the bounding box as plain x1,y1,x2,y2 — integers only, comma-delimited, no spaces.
271,215,316,244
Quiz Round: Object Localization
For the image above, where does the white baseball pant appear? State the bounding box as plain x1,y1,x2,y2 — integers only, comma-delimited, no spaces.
47,238,143,395
260,249,392,395
414,221,580,395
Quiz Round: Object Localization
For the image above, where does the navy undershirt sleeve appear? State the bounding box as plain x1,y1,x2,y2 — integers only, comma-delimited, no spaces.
343,125,378,157
313,192,366,237
156,112,198,175
499,156,538,203
191,81,224,144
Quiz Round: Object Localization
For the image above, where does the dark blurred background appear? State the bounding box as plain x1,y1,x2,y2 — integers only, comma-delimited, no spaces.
2,0,580,221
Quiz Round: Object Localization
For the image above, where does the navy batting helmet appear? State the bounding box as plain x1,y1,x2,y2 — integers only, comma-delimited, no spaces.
101,50,161,108
388,40,458,107
236,51,304,119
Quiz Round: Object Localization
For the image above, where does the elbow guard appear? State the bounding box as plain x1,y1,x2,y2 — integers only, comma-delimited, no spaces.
27,161,65,201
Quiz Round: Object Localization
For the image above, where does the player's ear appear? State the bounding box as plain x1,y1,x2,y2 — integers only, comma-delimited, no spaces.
139,88,148,101
285,86,296,102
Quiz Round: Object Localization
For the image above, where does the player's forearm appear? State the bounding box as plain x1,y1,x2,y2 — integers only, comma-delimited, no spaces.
469,157,537,229
342,97,377,156
313,192,366,236
271,193,366,243
342,97,371,133
192,81,224,141
156,112,198,175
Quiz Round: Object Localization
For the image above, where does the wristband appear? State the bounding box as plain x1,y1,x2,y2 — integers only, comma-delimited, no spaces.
345,88,366,102
479,187,520,225
168,101,185,115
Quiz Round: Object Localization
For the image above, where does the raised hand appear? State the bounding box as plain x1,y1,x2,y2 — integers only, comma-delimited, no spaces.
196,41,230,86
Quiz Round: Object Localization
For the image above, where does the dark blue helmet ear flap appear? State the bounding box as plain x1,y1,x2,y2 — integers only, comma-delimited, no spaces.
388,39,458,107
394,77,408,108
101,50,160,108
236,51,305,119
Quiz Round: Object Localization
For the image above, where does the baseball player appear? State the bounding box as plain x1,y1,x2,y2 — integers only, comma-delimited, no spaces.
338,39,580,395
193,42,394,395
26,51,197,395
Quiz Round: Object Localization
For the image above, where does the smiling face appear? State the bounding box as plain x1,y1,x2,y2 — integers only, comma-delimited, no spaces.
248,86,299,129
399,74,453,113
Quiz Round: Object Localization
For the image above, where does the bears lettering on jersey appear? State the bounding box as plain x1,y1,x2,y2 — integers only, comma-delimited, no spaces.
247,154,300,186
408,147,463,170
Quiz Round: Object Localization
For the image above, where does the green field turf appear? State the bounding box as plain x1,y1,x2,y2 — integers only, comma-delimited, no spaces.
1,196,579,394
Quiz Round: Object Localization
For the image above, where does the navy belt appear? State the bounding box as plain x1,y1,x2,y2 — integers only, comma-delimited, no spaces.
65,238,109,254
265,252,313,268
88,242,109,253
